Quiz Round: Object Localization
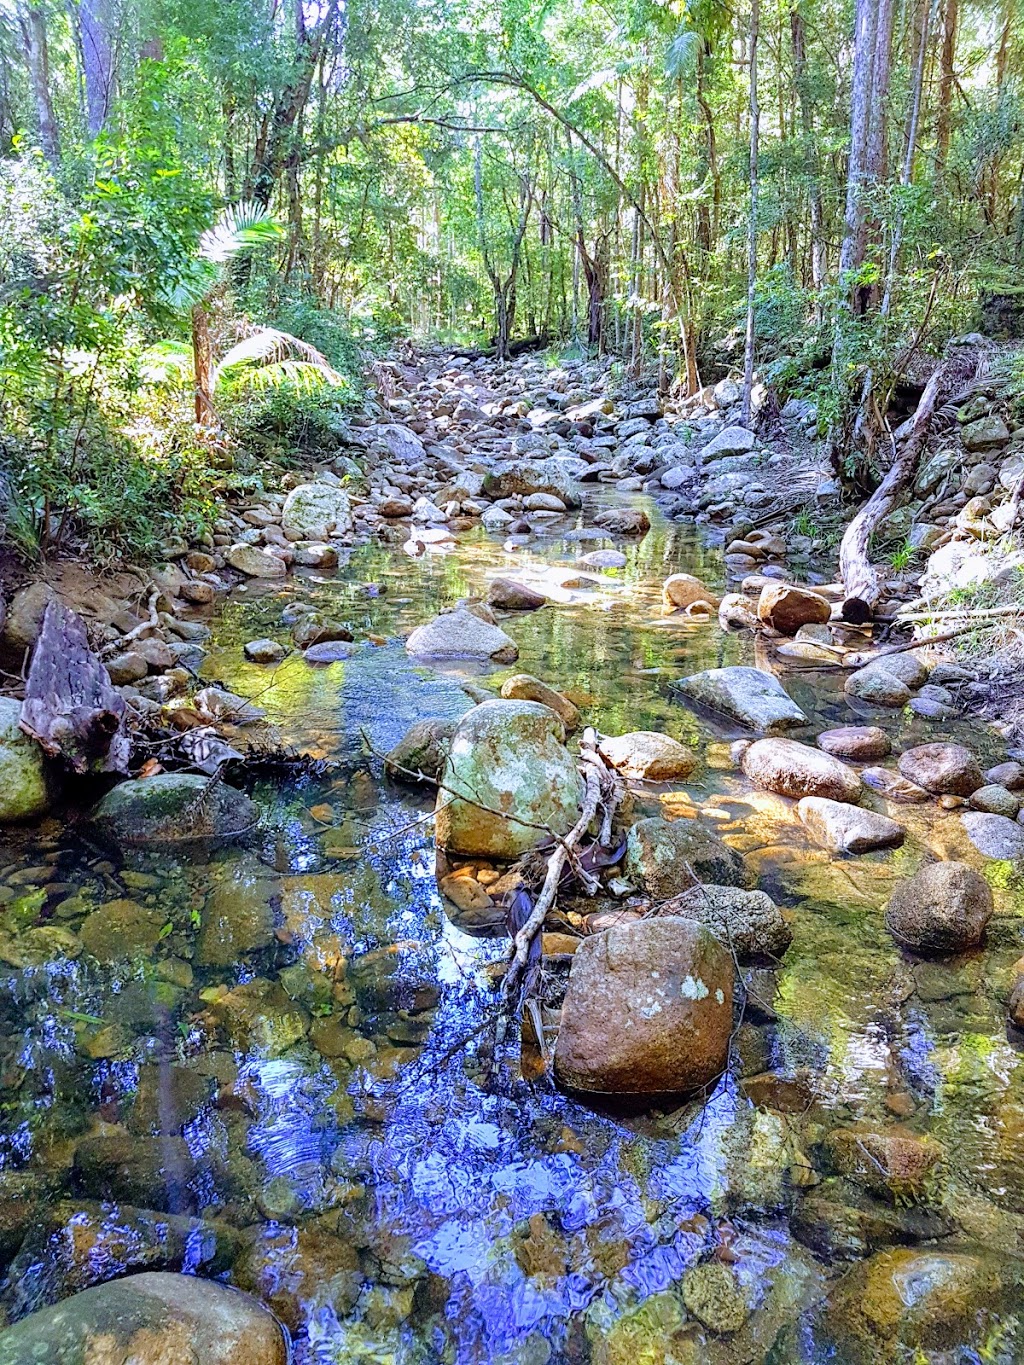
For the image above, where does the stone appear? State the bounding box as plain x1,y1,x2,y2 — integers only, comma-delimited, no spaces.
487,578,547,611
281,483,351,540
885,861,993,954
797,797,905,854
625,816,749,900
817,725,891,761
379,496,413,518
293,543,339,568
129,1065,213,1135
0,696,50,822
554,917,732,1098
701,425,756,460
106,651,149,684
861,767,931,803
243,638,285,663
741,738,862,802
210,978,309,1055
756,583,831,635
598,731,696,782
970,784,1021,817
72,1135,198,1211
524,492,567,512
593,507,650,536
985,761,1024,790
824,1125,943,1203
1,581,57,652
662,573,719,612
500,674,580,729
231,1225,361,1333
90,774,258,847
681,1263,750,1335
483,459,582,506
845,667,912,708
434,700,583,860
898,742,983,796
303,640,359,663
580,549,627,569
962,414,1010,451
658,884,791,959
197,863,278,966
405,607,518,663
0,1272,289,1365
961,810,1024,860
672,666,806,734
225,544,287,578
385,717,459,784
80,900,166,962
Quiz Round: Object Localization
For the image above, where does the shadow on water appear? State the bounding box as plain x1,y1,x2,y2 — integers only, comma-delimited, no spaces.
1,495,1024,1362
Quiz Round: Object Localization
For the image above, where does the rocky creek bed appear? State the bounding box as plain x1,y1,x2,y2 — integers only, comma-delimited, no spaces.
1,354,1024,1364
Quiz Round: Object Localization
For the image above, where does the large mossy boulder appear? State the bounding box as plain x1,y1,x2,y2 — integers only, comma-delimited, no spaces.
0,1271,289,1365
554,916,733,1100
0,696,51,822
625,816,750,900
90,774,258,848
282,483,352,540
434,699,583,860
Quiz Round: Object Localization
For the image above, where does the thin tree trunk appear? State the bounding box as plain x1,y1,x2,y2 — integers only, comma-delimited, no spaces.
935,0,959,172
839,0,879,281
19,3,60,163
741,0,760,426
191,304,216,426
78,0,113,136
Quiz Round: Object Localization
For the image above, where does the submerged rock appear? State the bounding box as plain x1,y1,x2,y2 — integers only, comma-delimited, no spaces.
672,665,807,734
659,884,791,959
884,860,993,954
0,696,51,822
554,916,732,1099
824,1125,944,1203
0,1272,289,1365
385,716,459,784
593,507,650,536
741,738,862,802
681,1262,750,1334
625,816,749,899
434,700,583,859
797,797,905,854
898,742,983,796
232,1225,361,1334
597,730,696,781
405,606,518,662
90,774,258,847
861,767,931,803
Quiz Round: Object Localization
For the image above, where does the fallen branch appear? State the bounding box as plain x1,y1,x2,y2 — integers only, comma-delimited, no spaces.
895,604,1024,624
100,590,160,656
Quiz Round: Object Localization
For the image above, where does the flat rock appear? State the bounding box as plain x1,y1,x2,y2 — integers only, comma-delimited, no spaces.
500,674,580,729
861,767,932,803
598,731,696,781
672,666,806,734
741,738,862,802
225,544,287,578
797,796,905,854
817,726,891,761
961,811,1024,861
405,607,518,663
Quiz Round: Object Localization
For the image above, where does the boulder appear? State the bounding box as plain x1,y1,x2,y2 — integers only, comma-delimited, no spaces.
554,917,732,1098
0,1272,288,1365
658,885,791,959
797,797,905,854
487,578,547,611
384,716,459,784
741,738,862,802
500,674,580,729
961,810,1024,860
625,816,749,899
90,774,258,847
405,607,518,662
662,573,719,612
824,1125,943,1203
197,862,279,966
817,726,891,761
672,666,806,734
80,900,167,962
281,483,352,540
482,459,582,507
962,414,1010,451
225,544,287,579
845,667,912,708
898,742,983,796
756,583,831,635
434,700,583,859
861,767,931,803
1,581,57,652
701,426,756,461
598,731,696,781
0,696,50,822
593,507,650,536
884,861,993,954
970,784,1021,818
243,638,285,663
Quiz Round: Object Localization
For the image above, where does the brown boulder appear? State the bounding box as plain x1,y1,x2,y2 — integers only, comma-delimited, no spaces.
817,726,891,761
741,738,862,802
487,578,547,611
884,861,993,955
554,917,732,1099
756,583,831,635
898,743,983,796
663,573,719,613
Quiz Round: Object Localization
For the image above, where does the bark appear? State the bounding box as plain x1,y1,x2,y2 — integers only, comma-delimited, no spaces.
79,0,114,137
20,601,130,774
191,304,216,426
741,0,760,426
18,3,60,163
935,0,959,173
839,0,879,281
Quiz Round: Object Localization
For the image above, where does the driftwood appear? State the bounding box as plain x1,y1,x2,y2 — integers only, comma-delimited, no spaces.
449,333,552,361
20,600,130,774
837,342,982,623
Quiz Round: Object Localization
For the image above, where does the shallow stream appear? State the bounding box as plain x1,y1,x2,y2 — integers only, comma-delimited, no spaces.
2,495,1024,1363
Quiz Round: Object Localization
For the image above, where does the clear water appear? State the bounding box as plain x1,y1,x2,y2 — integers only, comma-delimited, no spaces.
1,495,1023,1364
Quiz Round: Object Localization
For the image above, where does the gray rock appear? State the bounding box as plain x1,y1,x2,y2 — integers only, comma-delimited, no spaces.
741,738,862,802
898,742,983,796
659,884,791,959
2,582,58,652
625,816,749,900
797,797,905,854
672,665,806,734
885,861,993,953
406,606,518,662
385,716,460,784
961,811,1024,860
91,774,258,847
243,638,285,663
701,425,756,461
225,544,287,578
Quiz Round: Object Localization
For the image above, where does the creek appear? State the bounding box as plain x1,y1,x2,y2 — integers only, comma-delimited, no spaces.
1,492,1023,1364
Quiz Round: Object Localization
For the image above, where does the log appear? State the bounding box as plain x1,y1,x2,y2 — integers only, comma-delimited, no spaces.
837,343,979,623
20,600,130,774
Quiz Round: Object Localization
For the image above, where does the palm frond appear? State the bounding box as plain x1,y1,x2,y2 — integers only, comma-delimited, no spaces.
199,202,283,264
214,327,343,388
138,339,193,386
233,359,347,394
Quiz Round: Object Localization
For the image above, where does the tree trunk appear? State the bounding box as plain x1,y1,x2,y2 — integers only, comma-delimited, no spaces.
191,304,216,426
78,0,113,137
935,0,959,173
741,0,760,426
19,3,60,163
839,0,879,282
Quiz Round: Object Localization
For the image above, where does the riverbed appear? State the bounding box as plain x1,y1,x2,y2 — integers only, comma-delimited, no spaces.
1,494,1023,1364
